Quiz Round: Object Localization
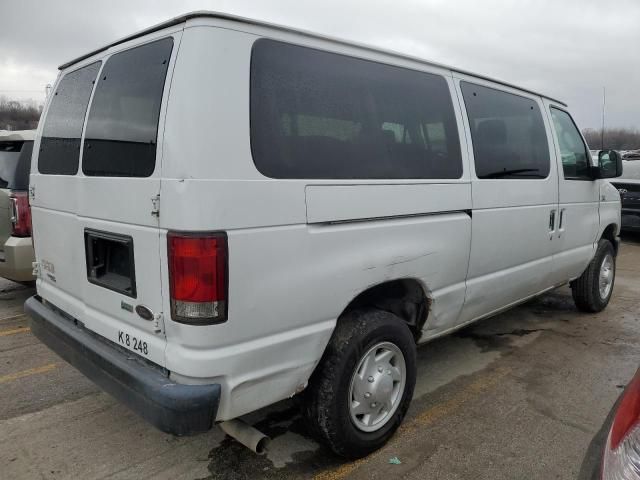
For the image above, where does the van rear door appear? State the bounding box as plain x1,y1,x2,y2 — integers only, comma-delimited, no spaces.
30,34,179,367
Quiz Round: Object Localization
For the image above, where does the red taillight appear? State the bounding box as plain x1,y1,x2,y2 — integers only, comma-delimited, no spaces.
610,373,640,450
602,369,640,479
9,191,31,238
167,232,228,325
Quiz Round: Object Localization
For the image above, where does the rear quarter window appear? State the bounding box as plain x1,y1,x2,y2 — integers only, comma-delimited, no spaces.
38,62,101,175
250,39,463,180
82,37,173,177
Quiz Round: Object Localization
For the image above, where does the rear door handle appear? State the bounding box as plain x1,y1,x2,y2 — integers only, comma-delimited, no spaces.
549,209,557,236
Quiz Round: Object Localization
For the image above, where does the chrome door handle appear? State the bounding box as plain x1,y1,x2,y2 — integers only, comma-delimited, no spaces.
558,208,566,237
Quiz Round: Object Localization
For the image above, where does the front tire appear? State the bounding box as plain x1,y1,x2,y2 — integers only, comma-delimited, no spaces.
303,308,416,458
571,239,616,313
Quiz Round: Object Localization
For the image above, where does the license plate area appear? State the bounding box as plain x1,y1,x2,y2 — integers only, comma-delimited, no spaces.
117,329,149,356
85,229,137,298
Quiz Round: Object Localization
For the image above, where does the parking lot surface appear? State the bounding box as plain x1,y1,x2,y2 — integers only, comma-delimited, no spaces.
1,234,639,480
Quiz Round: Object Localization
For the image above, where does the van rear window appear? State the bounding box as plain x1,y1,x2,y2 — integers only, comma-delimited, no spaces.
82,38,173,177
38,62,101,175
250,39,463,179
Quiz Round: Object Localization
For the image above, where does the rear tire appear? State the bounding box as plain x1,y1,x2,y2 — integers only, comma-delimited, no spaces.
303,308,416,459
571,239,616,313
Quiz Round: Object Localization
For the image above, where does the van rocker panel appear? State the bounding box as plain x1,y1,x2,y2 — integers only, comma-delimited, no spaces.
25,296,220,436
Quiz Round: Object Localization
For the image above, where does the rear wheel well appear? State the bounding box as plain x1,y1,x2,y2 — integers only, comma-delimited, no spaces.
341,279,430,341
601,224,619,255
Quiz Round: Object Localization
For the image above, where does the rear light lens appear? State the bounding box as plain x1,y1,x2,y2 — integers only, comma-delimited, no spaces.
9,191,31,238
167,232,228,325
602,370,640,479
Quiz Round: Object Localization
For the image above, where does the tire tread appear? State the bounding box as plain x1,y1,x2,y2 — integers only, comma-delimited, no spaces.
303,309,416,458
571,239,615,313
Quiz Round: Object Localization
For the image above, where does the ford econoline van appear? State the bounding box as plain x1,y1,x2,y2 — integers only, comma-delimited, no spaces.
26,12,623,458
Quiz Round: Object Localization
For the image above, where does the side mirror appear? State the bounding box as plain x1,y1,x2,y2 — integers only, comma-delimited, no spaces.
596,150,623,179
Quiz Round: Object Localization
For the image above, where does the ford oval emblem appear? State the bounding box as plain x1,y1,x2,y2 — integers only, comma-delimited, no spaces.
135,305,154,321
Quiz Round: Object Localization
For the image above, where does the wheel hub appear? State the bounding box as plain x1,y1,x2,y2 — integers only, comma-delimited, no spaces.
599,253,614,300
349,342,406,432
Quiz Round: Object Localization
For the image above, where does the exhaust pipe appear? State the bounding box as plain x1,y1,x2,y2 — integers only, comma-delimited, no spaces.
219,419,270,455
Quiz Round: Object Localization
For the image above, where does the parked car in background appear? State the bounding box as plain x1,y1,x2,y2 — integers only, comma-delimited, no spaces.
0,130,35,282
25,12,623,458
623,150,640,160
610,160,640,232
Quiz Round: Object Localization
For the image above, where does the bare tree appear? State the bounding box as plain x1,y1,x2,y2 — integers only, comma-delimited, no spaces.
583,128,640,151
0,96,42,131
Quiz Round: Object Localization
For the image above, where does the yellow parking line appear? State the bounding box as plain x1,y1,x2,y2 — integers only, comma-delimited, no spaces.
407,366,511,430
0,363,58,385
314,458,368,480
0,326,31,337
0,313,27,323
313,366,511,480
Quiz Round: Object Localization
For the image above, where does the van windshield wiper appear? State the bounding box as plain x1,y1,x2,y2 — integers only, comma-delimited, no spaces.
482,168,544,178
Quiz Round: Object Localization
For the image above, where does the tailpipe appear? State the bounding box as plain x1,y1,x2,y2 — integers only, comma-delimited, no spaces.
219,419,270,455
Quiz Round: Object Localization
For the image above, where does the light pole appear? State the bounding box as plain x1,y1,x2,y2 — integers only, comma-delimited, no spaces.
600,86,606,150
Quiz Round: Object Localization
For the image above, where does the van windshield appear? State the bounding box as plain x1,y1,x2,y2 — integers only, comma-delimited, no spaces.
0,141,32,190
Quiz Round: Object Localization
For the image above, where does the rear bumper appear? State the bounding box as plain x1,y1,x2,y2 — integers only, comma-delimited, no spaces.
0,236,34,282
25,296,220,436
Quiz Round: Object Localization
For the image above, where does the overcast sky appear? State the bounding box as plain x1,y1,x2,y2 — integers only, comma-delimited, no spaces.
2,0,639,130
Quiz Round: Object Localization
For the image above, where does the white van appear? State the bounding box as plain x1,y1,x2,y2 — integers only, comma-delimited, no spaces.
26,12,622,458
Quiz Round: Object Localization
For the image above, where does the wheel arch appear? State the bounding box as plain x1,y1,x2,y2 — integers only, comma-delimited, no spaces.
600,223,620,256
337,278,431,341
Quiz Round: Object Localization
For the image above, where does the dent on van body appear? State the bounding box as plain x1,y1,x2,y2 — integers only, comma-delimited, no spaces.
158,24,478,419
162,212,471,419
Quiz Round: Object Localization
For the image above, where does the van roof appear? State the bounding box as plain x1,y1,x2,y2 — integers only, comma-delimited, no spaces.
59,10,567,107
0,130,35,142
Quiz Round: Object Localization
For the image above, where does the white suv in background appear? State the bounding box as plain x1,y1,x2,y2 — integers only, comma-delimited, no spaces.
26,12,622,458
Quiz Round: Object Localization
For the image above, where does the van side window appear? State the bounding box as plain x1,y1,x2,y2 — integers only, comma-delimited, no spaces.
82,38,173,177
461,82,550,179
38,62,101,175
549,108,592,180
250,39,463,179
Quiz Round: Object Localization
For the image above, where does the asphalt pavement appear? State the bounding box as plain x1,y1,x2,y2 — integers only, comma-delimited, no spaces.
2,234,640,479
